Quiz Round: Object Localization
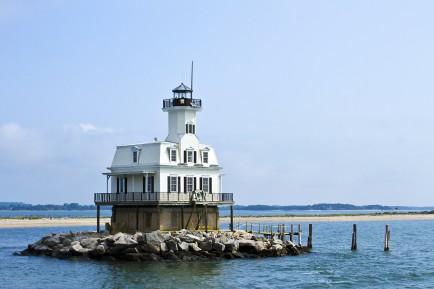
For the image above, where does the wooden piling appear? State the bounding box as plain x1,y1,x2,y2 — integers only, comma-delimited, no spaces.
351,224,357,250
307,223,313,249
298,224,302,246
290,224,294,243
384,224,390,251
96,205,100,233
230,205,234,232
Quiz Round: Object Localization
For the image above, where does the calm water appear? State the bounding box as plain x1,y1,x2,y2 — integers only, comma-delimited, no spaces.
0,209,416,218
1,219,434,288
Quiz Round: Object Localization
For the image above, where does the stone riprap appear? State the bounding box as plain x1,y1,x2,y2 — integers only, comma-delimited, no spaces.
16,230,309,261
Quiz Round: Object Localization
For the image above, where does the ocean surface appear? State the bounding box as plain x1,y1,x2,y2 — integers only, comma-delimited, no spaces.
1,212,434,288
0,208,421,218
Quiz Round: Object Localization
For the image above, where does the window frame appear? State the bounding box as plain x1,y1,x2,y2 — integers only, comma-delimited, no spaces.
202,177,209,193
203,151,209,164
186,176,194,193
133,151,138,163
170,149,177,162
170,176,178,192
187,150,193,163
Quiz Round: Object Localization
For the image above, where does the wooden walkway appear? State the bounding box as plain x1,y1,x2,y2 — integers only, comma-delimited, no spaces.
236,222,313,248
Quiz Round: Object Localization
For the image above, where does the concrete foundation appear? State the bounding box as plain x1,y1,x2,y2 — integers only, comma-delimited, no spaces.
111,205,219,233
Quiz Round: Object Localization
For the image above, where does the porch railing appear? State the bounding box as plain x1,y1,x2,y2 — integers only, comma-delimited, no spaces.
94,192,233,204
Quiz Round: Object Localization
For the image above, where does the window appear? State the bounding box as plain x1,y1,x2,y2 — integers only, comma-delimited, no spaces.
117,177,127,193
187,151,193,163
202,177,209,193
170,150,177,162
185,123,196,134
203,151,208,164
147,180,152,193
170,176,178,192
145,176,152,193
186,177,194,192
133,151,138,163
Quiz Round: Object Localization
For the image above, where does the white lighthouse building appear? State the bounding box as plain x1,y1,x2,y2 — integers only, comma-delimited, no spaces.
94,81,234,233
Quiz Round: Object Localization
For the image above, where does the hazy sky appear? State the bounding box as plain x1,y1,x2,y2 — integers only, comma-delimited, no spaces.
1,1,434,206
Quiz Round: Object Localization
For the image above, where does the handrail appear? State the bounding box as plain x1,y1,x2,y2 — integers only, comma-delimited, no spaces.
94,192,233,204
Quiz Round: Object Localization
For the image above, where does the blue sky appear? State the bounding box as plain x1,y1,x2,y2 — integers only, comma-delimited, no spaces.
1,0,434,206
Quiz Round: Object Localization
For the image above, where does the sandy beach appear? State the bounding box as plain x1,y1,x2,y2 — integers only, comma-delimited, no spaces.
1,214,434,228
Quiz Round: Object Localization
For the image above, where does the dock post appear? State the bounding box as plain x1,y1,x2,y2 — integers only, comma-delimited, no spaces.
351,224,357,250
298,224,302,246
181,206,185,229
384,224,390,251
290,224,294,243
135,206,139,231
282,224,286,242
204,204,208,233
308,224,313,249
230,205,234,232
96,205,100,233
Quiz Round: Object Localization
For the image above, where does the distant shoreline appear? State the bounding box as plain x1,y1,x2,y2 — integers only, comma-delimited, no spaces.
1,213,434,228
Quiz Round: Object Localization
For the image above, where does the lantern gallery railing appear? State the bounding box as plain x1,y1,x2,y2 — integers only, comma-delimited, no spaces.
163,98,202,108
94,192,233,204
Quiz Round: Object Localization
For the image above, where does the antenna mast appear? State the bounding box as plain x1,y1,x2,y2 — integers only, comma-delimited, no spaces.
190,61,193,99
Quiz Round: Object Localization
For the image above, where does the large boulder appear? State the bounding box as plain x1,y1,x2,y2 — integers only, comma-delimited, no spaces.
199,240,213,251
43,237,60,248
213,242,225,253
224,240,239,252
189,243,201,252
80,238,98,249
165,240,178,252
178,242,189,252
160,242,169,253
142,243,161,254
144,231,166,246
70,243,83,253
238,239,255,247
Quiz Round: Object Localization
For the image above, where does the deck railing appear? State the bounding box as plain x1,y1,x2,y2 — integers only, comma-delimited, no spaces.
94,192,233,204
163,98,202,109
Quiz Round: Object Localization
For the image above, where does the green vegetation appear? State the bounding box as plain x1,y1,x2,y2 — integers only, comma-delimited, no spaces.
0,202,110,211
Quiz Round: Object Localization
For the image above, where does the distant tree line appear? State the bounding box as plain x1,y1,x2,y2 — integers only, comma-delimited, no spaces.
0,202,110,211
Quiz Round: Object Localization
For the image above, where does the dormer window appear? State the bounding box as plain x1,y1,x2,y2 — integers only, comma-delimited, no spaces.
203,151,208,164
184,148,197,164
187,150,193,163
131,146,141,163
170,149,177,162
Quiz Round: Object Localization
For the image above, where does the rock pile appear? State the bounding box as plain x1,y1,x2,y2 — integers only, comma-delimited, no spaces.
16,230,309,261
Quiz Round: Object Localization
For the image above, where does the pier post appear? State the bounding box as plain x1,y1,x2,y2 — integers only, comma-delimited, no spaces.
298,224,302,246
135,206,139,231
181,206,185,229
384,224,390,251
230,205,234,232
351,224,357,250
96,205,100,233
308,224,313,249
290,224,294,243
204,204,208,233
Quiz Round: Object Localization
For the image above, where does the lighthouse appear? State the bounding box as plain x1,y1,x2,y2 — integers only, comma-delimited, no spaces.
94,76,234,233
